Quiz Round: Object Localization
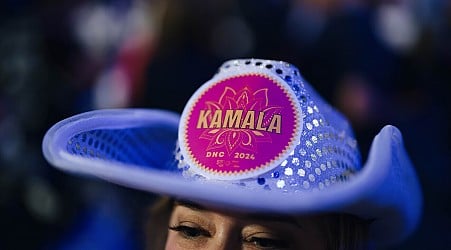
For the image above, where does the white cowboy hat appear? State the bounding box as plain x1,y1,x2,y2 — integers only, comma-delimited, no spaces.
43,59,422,247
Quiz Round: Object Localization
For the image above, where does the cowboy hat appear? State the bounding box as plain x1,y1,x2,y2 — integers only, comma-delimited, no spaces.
42,59,422,247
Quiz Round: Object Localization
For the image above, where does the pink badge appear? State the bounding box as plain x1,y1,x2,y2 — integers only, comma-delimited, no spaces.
180,72,302,180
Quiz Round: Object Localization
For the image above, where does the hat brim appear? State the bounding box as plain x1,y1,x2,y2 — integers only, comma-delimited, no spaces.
42,109,422,246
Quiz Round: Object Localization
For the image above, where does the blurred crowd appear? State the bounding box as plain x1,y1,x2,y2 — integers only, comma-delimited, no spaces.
0,0,449,249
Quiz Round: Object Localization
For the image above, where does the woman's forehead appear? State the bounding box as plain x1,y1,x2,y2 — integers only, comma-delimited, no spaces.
172,200,317,229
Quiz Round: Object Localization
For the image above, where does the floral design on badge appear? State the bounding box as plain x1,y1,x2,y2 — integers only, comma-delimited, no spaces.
180,73,302,180
198,86,281,156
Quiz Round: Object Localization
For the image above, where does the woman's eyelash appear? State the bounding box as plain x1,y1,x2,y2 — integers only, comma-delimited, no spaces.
244,236,289,249
168,225,211,238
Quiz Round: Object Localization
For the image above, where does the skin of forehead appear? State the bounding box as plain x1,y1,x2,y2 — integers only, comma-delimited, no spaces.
172,200,330,235
174,200,323,223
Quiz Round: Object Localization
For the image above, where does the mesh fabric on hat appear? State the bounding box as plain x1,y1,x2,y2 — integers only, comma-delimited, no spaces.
176,59,361,192
66,125,178,172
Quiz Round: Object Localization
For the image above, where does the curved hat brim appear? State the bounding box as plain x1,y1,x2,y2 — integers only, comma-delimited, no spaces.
42,109,422,246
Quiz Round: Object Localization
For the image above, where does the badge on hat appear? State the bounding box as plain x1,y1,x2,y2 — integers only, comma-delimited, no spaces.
179,69,303,180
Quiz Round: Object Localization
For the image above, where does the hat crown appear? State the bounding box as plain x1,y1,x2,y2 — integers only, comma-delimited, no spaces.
177,59,361,192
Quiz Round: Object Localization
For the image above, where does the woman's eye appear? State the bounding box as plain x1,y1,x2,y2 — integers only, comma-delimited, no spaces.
244,236,289,249
169,225,211,239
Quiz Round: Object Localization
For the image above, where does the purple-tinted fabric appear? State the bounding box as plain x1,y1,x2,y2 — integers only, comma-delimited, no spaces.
42,59,422,247
43,109,421,246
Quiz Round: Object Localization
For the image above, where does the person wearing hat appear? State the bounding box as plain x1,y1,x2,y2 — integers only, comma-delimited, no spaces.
43,59,422,249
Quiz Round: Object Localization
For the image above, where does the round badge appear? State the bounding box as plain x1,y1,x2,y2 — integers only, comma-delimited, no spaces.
179,71,302,180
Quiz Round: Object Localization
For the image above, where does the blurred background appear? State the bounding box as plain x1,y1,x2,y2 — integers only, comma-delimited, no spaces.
0,0,449,249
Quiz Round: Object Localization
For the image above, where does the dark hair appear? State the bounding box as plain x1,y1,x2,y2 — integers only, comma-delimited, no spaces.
145,197,371,250
145,197,174,250
311,213,371,250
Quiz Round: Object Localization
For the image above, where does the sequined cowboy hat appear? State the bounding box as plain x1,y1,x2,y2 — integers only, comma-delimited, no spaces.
42,59,422,247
